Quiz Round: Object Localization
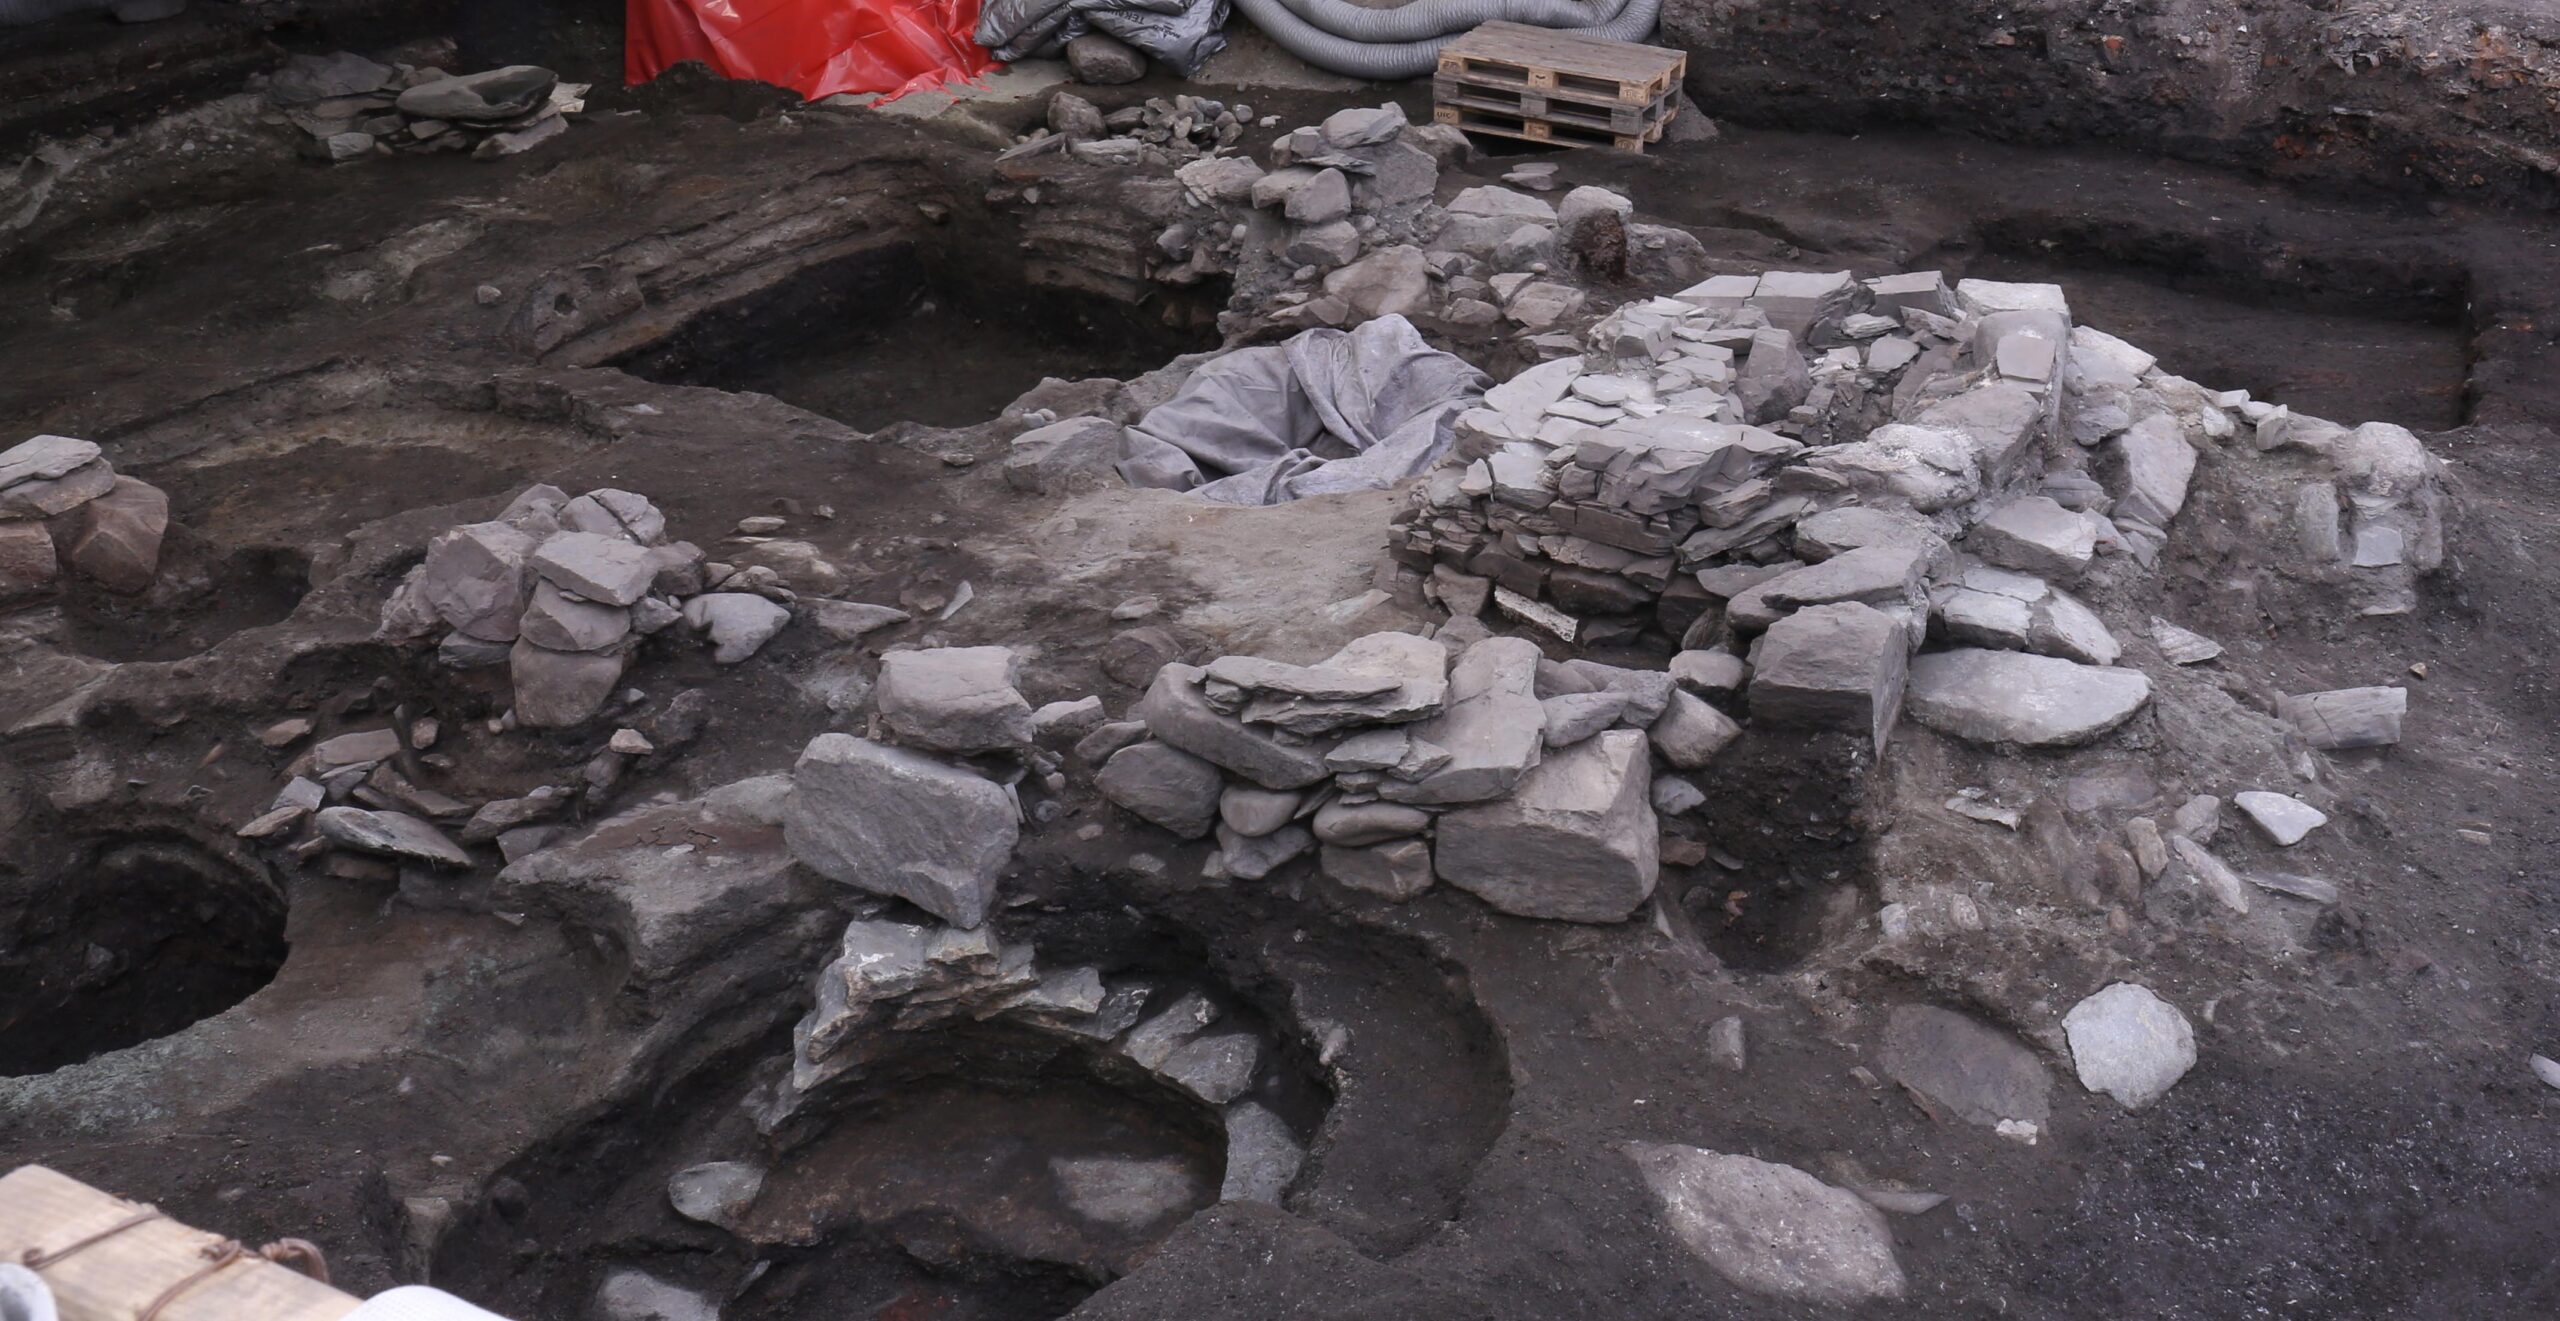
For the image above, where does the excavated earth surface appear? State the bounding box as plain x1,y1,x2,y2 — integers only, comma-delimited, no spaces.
0,10,2557,1321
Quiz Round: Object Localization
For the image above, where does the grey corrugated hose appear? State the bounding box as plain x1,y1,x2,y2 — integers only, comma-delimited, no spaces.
1229,0,1661,79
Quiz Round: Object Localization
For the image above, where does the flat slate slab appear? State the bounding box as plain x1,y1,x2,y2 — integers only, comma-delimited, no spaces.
1905,648,2150,747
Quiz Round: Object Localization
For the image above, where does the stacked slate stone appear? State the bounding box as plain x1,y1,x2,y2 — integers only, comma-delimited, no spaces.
1089,629,1742,924
1386,270,2449,757
0,435,170,602
262,51,581,163
1008,92,1254,166
378,485,790,728
760,917,1306,1202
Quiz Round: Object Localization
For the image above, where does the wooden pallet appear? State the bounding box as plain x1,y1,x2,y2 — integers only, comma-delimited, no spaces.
1433,101,1671,153
1435,20,1687,107
1432,76,1673,137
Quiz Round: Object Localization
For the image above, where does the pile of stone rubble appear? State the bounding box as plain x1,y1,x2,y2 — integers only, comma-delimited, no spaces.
999,101,1707,342
0,434,169,602
376,485,790,728
261,51,583,163
1008,92,1258,166
1380,267,2439,751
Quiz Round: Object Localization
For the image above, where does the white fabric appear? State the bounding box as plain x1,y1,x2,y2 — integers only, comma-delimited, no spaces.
1119,314,1487,505
346,1286,518,1321
0,1264,59,1321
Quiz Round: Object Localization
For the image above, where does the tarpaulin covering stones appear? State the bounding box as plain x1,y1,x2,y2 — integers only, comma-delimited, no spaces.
975,0,1230,75
627,0,998,102
1119,314,1489,505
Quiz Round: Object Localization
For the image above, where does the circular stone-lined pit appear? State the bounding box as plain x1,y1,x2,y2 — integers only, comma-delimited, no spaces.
0,833,288,1076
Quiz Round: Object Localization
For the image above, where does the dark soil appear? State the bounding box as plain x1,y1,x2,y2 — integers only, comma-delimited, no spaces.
0,21,2554,1321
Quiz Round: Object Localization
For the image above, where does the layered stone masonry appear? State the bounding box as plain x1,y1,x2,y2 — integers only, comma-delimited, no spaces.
0,434,171,603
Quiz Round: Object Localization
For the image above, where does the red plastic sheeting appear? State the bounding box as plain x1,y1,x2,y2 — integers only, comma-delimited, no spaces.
627,0,998,104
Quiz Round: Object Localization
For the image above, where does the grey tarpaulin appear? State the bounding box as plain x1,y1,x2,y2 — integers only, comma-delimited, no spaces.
1119,315,1488,505
975,0,1230,75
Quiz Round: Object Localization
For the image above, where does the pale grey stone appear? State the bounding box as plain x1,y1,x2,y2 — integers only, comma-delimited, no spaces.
1651,690,1741,768
1137,663,1331,789
421,520,538,642
1541,691,1627,748
1626,1144,1906,1305
1435,729,1657,923
1051,1156,1197,1230
510,640,626,728
531,531,657,606
316,806,471,868
1905,649,2150,747
1097,741,1225,839
783,734,1016,927
1967,496,2095,579
2063,982,2196,1111
1311,799,1430,846
1213,822,1313,880
0,459,111,520
2170,833,2249,913
1748,602,1908,751
1031,696,1107,742
596,1268,718,1321
668,1162,763,1230
1665,650,1748,708
807,599,910,643
1221,1101,1306,1203
2150,617,2223,664
1004,416,1128,495
519,579,629,652
680,593,789,664
2234,790,2327,845
1792,506,1949,562
2277,686,2407,749
1319,838,1433,900
1162,1032,1261,1103
1708,1016,1747,1071
877,646,1034,752
0,434,101,488
2111,413,2196,526
1218,783,1302,838
1121,992,1217,1070
1380,637,1544,805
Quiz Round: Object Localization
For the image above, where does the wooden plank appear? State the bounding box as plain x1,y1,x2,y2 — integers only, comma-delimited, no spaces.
0,1166,362,1321
1437,21,1686,103
1433,81,1668,136
1434,65,1677,116
1435,103,1656,154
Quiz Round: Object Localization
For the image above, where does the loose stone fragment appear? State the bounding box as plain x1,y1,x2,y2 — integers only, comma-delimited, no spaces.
2233,790,2327,845
2063,982,2197,1111
316,806,472,868
2150,617,2223,664
1625,1144,1907,1305
1221,1101,1306,1203
783,735,1017,928
2277,686,2407,749
877,646,1035,752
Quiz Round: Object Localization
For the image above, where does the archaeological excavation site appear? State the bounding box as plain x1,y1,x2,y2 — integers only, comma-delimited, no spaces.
0,0,2557,1316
